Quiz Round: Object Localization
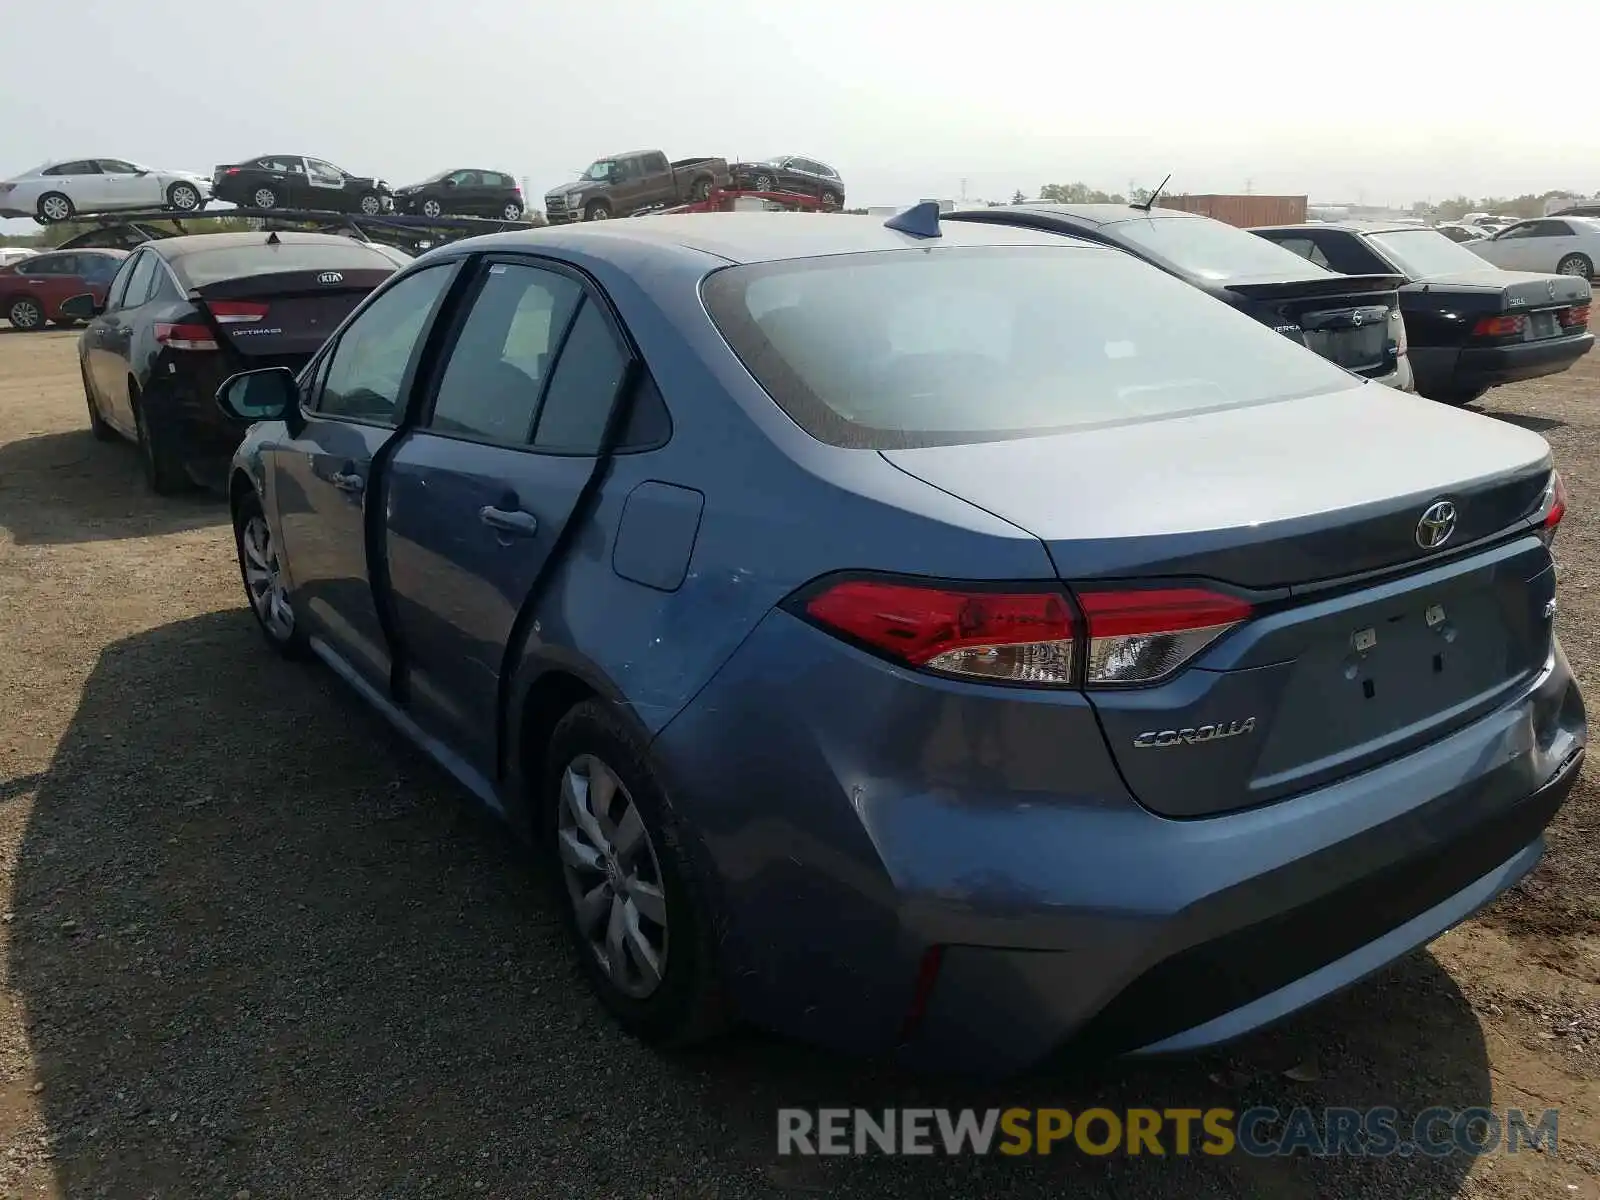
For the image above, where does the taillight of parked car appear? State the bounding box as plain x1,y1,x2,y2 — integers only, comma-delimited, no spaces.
1560,304,1590,330
1389,307,1408,356
1472,314,1527,339
1535,471,1568,547
796,577,1253,688
207,300,268,324
154,322,218,351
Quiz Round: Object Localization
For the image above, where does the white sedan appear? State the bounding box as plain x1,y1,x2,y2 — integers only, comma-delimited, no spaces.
0,158,212,223
1469,216,1600,278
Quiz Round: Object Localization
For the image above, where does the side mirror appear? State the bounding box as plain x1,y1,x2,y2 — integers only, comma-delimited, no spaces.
59,293,101,320
134,169,150,177
443,178,458,188
217,367,297,423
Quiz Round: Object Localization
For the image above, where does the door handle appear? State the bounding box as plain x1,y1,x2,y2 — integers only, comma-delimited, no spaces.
331,470,365,494
479,505,539,537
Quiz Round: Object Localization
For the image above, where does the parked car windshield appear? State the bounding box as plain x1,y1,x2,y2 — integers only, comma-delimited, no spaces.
1109,216,1331,281
1366,230,1496,277
171,241,400,287
701,245,1363,450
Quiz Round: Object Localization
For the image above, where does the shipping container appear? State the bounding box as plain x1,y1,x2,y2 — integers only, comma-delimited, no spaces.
1155,194,1307,228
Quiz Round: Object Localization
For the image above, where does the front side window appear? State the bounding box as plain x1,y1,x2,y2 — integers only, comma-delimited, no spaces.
582,160,616,181
317,265,454,424
702,245,1363,450
428,263,582,443
104,255,140,309
98,159,140,174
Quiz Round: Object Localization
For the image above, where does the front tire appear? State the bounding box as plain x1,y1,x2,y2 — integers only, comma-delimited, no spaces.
166,181,203,212
752,173,775,192
82,362,116,442
543,701,726,1047
421,198,442,218
235,488,305,657
821,190,840,210
583,200,611,221
36,192,73,223
358,192,383,216
1557,254,1592,279
6,297,44,331
130,383,191,495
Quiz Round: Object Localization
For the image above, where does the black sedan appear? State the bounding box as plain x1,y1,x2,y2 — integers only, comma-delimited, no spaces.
944,203,1413,391
729,156,844,208
1252,222,1593,406
211,155,393,215
61,231,401,493
392,168,525,220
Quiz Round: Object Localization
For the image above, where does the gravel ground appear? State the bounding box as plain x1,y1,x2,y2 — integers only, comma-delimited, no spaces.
0,328,1596,1199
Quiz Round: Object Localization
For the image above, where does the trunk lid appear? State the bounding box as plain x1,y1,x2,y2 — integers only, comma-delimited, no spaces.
1225,273,1405,379
882,385,1556,817
1410,267,1590,310
190,268,391,360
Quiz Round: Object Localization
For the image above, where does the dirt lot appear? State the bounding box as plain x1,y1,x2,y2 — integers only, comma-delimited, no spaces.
0,329,1596,1199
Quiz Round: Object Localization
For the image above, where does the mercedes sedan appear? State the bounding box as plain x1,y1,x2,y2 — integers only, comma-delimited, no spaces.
213,211,1584,1074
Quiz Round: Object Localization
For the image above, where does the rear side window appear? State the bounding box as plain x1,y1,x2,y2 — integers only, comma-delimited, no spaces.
1110,216,1331,281
701,245,1363,450
427,263,582,443
1271,237,1332,269
532,301,630,453
119,254,159,308
172,241,399,288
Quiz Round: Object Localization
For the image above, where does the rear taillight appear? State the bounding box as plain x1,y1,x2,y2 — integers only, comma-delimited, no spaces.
1473,314,1527,338
1560,304,1590,330
225,167,241,175
208,300,268,324
802,579,1077,685
1077,588,1254,685
154,322,217,351
797,577,1253,688
1536,471,1568,546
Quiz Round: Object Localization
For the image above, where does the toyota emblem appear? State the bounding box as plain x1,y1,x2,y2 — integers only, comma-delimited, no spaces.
1415,500,1457,551
317,271,344,284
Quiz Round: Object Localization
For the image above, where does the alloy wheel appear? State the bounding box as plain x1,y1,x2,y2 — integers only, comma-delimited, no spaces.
171,184,200,210
754,174,774,192
40,195,71,222
253,188,277,208
360,195,382,215
557,753,669,999
422,199,442,218
240,515,295,641
8,299,42,330
503,203,522,221
1558,256,1590,277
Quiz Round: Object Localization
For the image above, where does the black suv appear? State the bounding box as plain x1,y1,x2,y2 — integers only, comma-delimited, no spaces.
211,155,393,215
393,168,525,220
730,155,845,207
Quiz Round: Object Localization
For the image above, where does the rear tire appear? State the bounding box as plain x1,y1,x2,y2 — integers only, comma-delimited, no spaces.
166,181,203,212
251,186,279,210
131,383,192,495
1557,254,1592,279
7,297,44,331
691,177,714,202
82,363,116,442
1427,384,1488,407
234,487,306,657
543,701,726,1047
502,201,524,221
36,192,73,223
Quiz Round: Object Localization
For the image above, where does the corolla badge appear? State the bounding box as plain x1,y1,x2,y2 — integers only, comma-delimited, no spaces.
1415,500,1457,551
1132,718,1256,749
317,271,344,284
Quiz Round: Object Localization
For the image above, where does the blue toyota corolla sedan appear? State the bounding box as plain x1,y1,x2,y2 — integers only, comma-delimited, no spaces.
214,209,1585,1075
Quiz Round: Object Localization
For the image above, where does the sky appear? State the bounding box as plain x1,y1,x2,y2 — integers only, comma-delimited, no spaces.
4,0,1599,233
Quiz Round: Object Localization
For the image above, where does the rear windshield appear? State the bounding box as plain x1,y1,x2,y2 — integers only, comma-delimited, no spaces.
1366,229,1492,277
701,245,1363,449
172,241,399,287
1109,216,1332,282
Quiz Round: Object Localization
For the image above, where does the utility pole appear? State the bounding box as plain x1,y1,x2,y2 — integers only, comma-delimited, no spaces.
1245,178,1253,195
960,177,968,202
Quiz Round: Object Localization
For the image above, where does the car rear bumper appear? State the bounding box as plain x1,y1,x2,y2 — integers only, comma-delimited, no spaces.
1458,332,1595,387
652,610,1586,1074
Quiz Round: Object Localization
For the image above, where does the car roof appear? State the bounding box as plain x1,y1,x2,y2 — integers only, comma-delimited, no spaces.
951,202,1205,228
445,212,1088,265
147,230,385,259
1253,221,1436,236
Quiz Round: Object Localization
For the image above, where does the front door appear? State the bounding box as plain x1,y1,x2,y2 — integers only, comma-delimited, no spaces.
272,261,459,691
305,158,350,210
382,257,632,772
97,159,163,209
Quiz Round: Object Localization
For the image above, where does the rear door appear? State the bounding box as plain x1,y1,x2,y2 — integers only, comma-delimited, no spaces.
271,262,460,691
381,256,633,771
450,170,486,214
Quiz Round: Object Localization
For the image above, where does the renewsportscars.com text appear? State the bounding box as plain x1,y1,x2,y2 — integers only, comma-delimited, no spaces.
777,1106,1559,1158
